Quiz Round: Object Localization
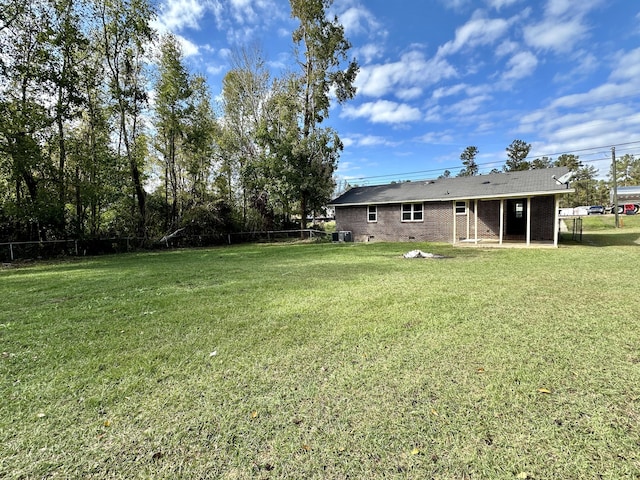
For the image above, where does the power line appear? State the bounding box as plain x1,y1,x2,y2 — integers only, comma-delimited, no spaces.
343,140,640,186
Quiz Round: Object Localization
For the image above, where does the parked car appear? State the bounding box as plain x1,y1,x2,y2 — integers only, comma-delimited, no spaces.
587,205,605,215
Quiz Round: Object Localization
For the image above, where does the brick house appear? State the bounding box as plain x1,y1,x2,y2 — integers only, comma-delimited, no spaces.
329,167,575,246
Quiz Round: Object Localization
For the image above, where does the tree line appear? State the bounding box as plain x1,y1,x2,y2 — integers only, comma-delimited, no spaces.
0,0,358,244
441,140,640,207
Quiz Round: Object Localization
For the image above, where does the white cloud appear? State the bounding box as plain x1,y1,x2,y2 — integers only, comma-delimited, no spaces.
339,6,383,36
502,51,538,81
437,14,510,57
610,47,640,82
523,18,586,53
342,100,422,124
523,0,604,54
157,0,205,32
356,43,384,64
416,130,455,144
447,94,493,116
432,84,468,100
495,40,519,58
486,0,521,10
356,50,457,98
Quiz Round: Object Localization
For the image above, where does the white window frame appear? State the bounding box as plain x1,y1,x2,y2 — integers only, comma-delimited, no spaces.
455,201,468,215
401,203,423,222
367,205,377,223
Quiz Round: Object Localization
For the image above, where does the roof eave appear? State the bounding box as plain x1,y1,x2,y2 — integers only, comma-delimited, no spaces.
329,188,575,207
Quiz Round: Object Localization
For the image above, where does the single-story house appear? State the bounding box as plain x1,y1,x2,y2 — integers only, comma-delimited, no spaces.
329,167,575,247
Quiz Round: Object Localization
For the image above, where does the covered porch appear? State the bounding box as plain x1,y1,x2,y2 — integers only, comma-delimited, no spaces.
452,195,561,247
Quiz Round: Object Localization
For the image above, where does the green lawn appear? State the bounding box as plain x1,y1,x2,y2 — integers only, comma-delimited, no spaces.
2,219,640,479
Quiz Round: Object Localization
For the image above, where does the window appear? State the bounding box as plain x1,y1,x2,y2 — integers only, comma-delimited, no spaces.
402,203,423,222
367,205,377,222
455,201,468,215
514,201,524,218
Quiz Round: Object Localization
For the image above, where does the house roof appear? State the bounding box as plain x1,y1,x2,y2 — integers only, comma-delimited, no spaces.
330,167,575,206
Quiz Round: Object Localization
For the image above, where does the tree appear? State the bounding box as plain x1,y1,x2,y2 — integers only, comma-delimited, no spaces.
563,164,599,207
288,0,358,232
531,156,552,169
439,169,451,179
96,0,155,237
49,0,90,236
183,74,218,207
0,0,56,240
504,139,531,172
458,146,478,176
220,46,271,228
154,33,191,230
610,153,640,186
554,153,581,171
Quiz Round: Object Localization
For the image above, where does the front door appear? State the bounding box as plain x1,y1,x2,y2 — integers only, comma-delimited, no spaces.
506,199,526,236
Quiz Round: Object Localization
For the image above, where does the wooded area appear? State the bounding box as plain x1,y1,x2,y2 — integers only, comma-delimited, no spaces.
0,0,357,245
1,0,637,247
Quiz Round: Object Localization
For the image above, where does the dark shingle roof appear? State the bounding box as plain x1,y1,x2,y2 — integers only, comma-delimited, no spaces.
330,167,574,206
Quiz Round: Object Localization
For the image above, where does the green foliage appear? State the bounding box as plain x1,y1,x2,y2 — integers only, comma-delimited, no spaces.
458,145,478,176
610,153,640,186
504,139,531,171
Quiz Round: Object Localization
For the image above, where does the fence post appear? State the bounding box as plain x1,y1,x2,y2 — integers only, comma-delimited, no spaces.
10,242,14,261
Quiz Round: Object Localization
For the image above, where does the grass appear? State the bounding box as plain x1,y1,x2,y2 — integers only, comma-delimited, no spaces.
2,218,640,479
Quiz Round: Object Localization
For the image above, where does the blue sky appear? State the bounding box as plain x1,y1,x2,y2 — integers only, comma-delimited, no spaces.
152,0,640,185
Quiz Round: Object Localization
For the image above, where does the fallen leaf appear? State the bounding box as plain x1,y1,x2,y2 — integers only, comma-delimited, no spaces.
37,413,46,418
209,350,217,357
152,451,163,461
104,420,111,427
251,411,258,419
431,409,438,416
516,472,529,479
537,388,551,394
302,444,311,451
477,367,485,373
411,447,421,455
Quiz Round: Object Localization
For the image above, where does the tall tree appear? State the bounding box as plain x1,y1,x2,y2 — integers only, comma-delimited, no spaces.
610,153,640,186
49,0,89,236
289,0,358,231
554,153,581,171
220,47,271,228
96,0,155,237
458,146,478,176
531,156,552,169
184,74,218,206
0,0,55,240
154,33,191,230
504,139,531,172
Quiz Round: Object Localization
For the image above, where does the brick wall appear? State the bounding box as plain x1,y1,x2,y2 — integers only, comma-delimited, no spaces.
335,195,557,243
335,202,455,242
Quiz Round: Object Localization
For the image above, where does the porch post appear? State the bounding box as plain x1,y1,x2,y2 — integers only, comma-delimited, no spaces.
526,197,532,246
499,199,504,245
452,202,457,244
474,199,478,243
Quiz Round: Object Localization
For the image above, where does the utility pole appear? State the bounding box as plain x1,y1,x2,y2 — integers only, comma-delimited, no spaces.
612,146,619,228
